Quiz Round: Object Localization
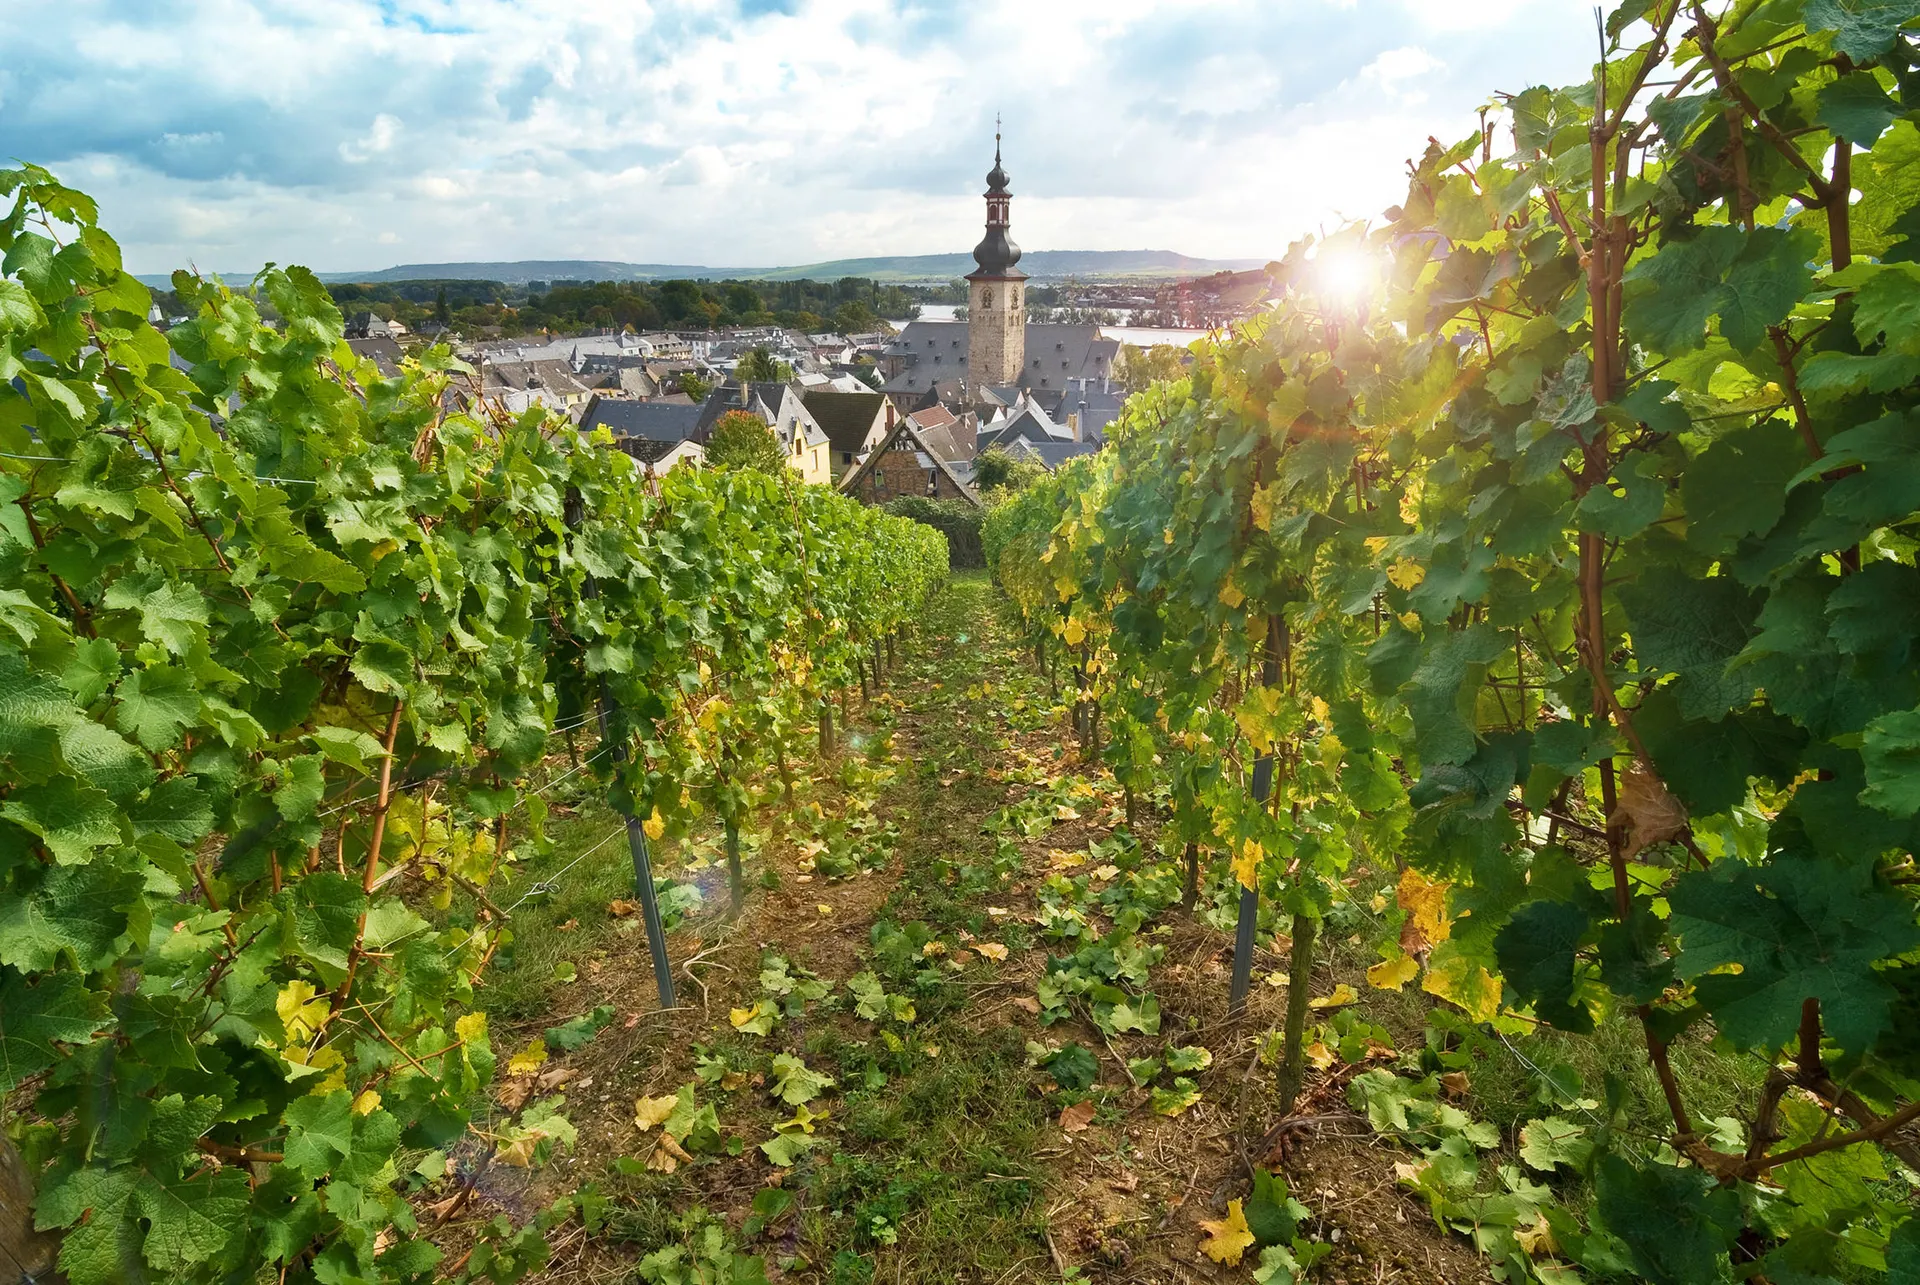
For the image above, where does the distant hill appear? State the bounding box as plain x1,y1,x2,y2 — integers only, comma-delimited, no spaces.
134,249,1265,289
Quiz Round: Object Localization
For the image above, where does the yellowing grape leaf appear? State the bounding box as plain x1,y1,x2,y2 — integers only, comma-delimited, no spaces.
1367,954,1421,991
1309,983,1358,1009
505,1040,548,1078
1397,867,1452,953
352,1089,382,1116
1387,559,1427,589
976,942,1009,961
1198,1200,1256,1265
1421,945,1503,1022
1062,617,1086,646
1232,839,1263,891
1250,482,1280,532
1219,581,1246,609
643,807,665,841
1305,1040,1337,1070
634,1094,678,1132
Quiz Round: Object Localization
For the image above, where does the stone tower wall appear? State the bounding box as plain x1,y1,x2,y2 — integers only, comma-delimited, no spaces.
967,277,1025,387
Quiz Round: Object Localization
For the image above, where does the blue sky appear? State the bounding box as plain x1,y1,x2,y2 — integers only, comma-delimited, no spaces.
0,0,1605,274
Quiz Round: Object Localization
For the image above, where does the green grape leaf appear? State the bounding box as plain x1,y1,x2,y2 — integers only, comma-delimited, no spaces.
1618,569,1760,721
1804,0,1915,59
0,861,140,971
1244,1168,1309,1247
1165,1045,1213,1073
1038,1042,1099,1092
0,650,81,777
1860,708,1920,817
101,577,207,655
0,969,108,1089
114,665,202,752
281,1091,356,1178
130,776,215,844
544,1004,616,1052
58,720,153,802
760,1129,815,1167
1591,1154,1741,1285
769,1053,834,1106
134,1168,248,1273
1816,71,1901,147
272,753,326,822
306,725,389,773
1405,624,1507,767
847,970,890,1021
1518,1115,1593,1171
1843,260,1920,353
1494,899,1594,1032
1680,420,1803,557
1668,855,1920,1055
1624,225,1816,352
37,1165,144,1285
2,776,124,863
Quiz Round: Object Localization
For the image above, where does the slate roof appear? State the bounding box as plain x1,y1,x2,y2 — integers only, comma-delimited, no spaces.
345,336,404,377
879,322,1120,397
581,398,705,444
483,359,594,399
801,390,889,456
695,381,829,451
1003,438,1099,470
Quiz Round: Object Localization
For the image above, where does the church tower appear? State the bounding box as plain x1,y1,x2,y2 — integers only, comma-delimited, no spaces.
965,128,1026,389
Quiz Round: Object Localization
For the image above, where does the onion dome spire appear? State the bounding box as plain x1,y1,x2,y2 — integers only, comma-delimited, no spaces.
969,118,1025,279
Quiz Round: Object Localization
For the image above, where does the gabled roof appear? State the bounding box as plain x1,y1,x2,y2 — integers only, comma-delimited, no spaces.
1004,438,1099,470
345,336,403,377
801,390,889,455
837,417,983,509
582,397,705,443
977,403,1071,454
907,403,957,432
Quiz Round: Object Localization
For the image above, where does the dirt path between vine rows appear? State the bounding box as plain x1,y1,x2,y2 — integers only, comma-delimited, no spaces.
436,574,1493,1285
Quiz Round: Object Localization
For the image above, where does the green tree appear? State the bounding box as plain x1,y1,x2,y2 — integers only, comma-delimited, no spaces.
706,410,785,474
833,300,877,333
971,448,1045,493
679,371,712,402
1117,343,1187,394
736,346,794,383
434,286,450,325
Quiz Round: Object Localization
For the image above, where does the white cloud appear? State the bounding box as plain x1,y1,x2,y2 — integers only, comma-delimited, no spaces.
0,0,1606,272
339,113,402,163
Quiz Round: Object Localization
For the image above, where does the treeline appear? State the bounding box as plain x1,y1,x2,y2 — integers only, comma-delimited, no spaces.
324,275,936,336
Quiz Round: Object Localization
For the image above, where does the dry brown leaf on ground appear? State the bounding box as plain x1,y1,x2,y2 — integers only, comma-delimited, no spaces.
1012,997,1042,1015
1059,1100,1096,1133
608,899,638,917
536,1067,579,1092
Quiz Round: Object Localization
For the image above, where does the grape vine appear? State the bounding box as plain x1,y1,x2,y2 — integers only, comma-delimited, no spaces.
988,2,1920,1278
0,164,946,1285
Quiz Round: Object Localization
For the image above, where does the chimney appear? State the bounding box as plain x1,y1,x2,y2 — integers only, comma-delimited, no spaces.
885,400,896,429
1068,412,1080,442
